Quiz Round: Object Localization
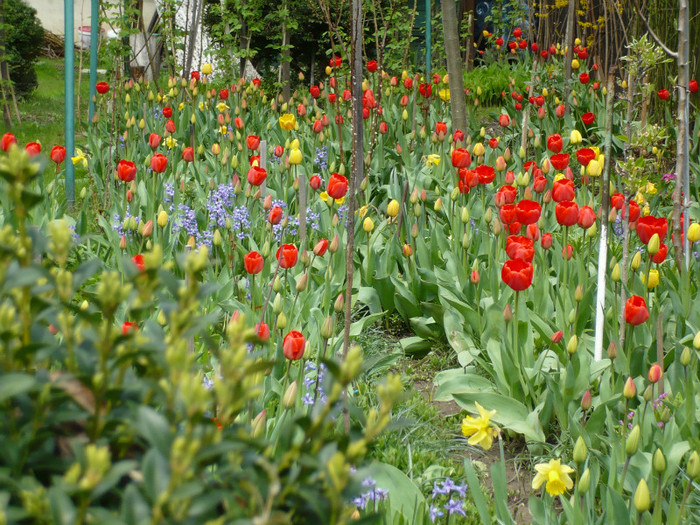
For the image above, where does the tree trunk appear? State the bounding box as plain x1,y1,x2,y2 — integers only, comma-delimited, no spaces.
280,0,290,103
673,0,689,271
441,0,467,134
563,0,576,109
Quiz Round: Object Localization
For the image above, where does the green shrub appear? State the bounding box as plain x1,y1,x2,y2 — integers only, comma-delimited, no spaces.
3,0,44,98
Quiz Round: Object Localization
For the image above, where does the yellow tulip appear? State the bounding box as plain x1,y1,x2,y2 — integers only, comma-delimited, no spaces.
363,217,374,232
439,88,450,101
288,148,302,165
387,199,400,217
202,63,212,75
279,113,296,131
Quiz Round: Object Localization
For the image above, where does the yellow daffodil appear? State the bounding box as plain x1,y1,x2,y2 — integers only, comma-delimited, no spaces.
199,101,205,111
438,88,450,102
532,459,575,496
178,102,185,111
461,402,499,451
320,191,329,202
635,192,646,204
165,136,177,149
219,125,228,135
644,182,657,195
279,113,296,131
217,102,229,112
335,196,345,205
426,154,441,167
71,148,88,168
358,205,368,217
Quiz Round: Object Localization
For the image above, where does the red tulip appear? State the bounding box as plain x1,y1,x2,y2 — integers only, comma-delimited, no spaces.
562,244,574,260
190,70,200,81
330,55,342,68
366,59,378,73
268,206,283,225
24,142,41,157
283,330,305,360
50,145,66,164
246,135,260,151
555,201,579,226
657,89,670,100
506,235,535,262
475,164,495,184
117,159,137,182
451,148,471,168
328,93,337,104
647,364,662,383
419,83,432,98
582,112,595,125
1,132,17,151
555,104,565,118
435,121,447,136
165,119,176,133
309,85,321,98
501,259,534,291
533,176,547,193
513,27,522,38
496,37,504,46
525,223,540,241
550,153,569,171
379,121,388,134
313,238,329,256
327,173,348,199
536,96,546,107
96,82,109,94
690,80,698,93
488,137,499,149
547,134,563,153
149,153,167,173
579,73,590,84
182,147,194,162
162,107,173,118
453,129,465,143
551,330,563,343
247,165,267,186
148,133,162,149
541,233,553,249
576,148,596,167
552,178,575,202
342,89,351,101
254,322,270,342
219,89,229,100
651,242,667,264
132,254,145,272
234,117,244,129
625,295,649,325
497,185,517,205
514,200,541,225
499,204,517,224
244,251,264,274
578,205,597,228
498,114,510,127
276,244,298,269
636,216,668,244
121,321,138,335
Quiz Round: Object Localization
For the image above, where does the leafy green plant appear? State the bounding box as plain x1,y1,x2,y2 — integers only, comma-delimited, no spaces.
3,0,44,98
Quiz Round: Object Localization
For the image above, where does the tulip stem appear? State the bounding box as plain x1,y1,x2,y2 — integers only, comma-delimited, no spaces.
677,477,694,525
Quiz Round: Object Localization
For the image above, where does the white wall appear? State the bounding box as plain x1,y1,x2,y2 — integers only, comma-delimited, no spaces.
25,0,157,45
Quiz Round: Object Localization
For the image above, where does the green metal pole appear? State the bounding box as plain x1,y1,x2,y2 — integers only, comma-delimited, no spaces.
88,0,99,122
65,0,75,205
425,0,431,74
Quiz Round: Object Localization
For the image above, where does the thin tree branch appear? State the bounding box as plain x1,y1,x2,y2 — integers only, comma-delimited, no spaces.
631,0,678,58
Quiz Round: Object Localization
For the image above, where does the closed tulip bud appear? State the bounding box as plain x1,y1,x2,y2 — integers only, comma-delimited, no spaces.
320,315,335,339
631,251,642,270
470,269,480,284
276,312,287,329
402,109,409,121
462,232,470,249
484,208,493,223
605,341,617,361
402,244,413,257
581,390,592,410
119,235,127,250
687,223,700,242
568,308,576,324
283,381,298,407
473,142,485,156
251,410,266,438
611,263,621,282
653,448,666,473
461,206,470,224
570,129,582,144
410,188,419,204
503,304,512,323
273,293,283,314
434,197,443,212
626,425,640,456
363,217,374,232
648,233,660,255
516,171,530,186
681,346,691,366
634,479,650,513
261,240,270,258
296,273,308,292
503,147,512,161
450,187,461,201
387,199,400,217
643,385,653,401
518,146,526,159
273,275,283,292
586,223,597,238
329,234,339,253
334,293,345,313
574,436,587,464
567,335,578,355
492,217,502,235
688,451,700,480
647,363,662,383
141,220,153,238
411,222,419,239
623,376,636,398
693,330,700,349
575,285,583,302
360,176,368,191
551,330,563,343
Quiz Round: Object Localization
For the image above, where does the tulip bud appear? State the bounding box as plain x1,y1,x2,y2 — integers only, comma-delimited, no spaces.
653,448,666,474
611,264,621,282
581,390,592,410
251,410,267,438
607,341,618,360
623,376,636,398
688,451,700,480
450,187,460,201
296,273,308,292
334,293,345,313
413,203,422,217
484,208,493,224
551,330,563,343
282,381,298,407
470,269,480,284
119,235,127,250
273,293,283,314
633,479,651,513
462,232,470,249
276,312,287,329
402,244,413,257
575,285,583,302
626,425,640,456
329,234,339,253
363,217,375,232
411,222,419,239
461,207,470,224
567,335,578,355
643,385,653,401
693,330,700,349
141,220,153,238
647,363,662,383
434,198,443,212
648,233,660,256
631,251,642,270
273,275,282,292
579,468,590,494
574,436,587,464
387,199,400,217
681,346,691,366
568,308,576,324
321,315,335,339
503,304,512,323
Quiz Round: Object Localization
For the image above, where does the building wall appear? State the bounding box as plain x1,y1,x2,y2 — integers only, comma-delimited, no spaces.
25,0,157,44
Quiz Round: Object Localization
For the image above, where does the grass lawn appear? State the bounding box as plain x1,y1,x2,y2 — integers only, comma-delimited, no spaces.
0,57,101,149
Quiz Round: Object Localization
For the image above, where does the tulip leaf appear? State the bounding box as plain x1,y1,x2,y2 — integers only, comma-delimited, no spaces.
0,373,36,403
399,336,432,355
433,369,494,401
49,487,77,525
356,462,426,521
